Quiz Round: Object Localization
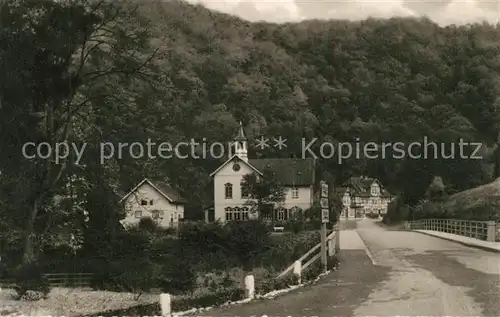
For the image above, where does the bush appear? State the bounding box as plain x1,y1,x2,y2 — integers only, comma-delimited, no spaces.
86,303,160,317
256,274,298,294
156,255,196,295
178,222,230,254
365,212,379,219
13,262,50,300
261,231,319,271
87,287,246,317
327,255,339,270
302,260,323,282
85,219,322,301
383,196,409,224
89,229,157,293
449,201,500,222
172,287,245,311
223,220,271,267
137,217,158,233
283,220,303,233
178,220,271,269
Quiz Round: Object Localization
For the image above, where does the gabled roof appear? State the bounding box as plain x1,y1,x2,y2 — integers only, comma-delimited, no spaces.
248,158,315,186
210,156,315,186
209,154,263,177
343,176,391,198
119,178,186,204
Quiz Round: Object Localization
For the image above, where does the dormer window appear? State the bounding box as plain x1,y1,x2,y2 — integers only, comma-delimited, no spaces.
224,183,233,199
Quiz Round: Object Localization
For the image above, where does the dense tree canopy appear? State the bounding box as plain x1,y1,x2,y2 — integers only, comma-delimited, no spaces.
139,1,500,206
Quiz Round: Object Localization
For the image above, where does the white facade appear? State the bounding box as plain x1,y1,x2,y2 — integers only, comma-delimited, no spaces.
340,178,391,218
212,157,314,222
120,180,185,229
213,157,258,221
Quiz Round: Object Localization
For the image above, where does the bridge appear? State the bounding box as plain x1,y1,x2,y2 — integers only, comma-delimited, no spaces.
204,218,500,316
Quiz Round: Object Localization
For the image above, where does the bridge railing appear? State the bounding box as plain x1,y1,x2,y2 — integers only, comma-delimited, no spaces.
405,219,499,242
276,225,339,281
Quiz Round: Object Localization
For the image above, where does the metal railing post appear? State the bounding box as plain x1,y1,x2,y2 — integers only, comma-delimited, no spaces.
487,221,496,242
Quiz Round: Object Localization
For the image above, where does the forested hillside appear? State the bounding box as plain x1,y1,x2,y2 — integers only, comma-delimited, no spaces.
1,0,500,261
138,0,500,207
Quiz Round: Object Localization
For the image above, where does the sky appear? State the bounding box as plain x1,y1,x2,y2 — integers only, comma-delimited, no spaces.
185,0,500,26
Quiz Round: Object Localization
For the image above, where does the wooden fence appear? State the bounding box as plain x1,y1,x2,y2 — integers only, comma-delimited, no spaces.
276,226,339,280
0,273,93,287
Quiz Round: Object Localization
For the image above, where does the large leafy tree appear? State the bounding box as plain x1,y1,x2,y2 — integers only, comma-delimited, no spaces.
241,170,285,221
0,0,157,264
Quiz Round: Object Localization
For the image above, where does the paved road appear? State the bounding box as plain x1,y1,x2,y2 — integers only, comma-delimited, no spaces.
200,219,500,316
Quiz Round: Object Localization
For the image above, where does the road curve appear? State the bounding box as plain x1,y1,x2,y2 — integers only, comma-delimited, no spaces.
199,219,500,316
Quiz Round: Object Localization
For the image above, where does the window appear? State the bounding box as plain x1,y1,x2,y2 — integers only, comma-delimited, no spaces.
149,200,154,205
241,183,249,199
151,210,160,219
140,200,147,206
292,187,299,199
225,206,250,221
225,210,233,221
224,183,233,199
135,210,142,218
275,208,287,221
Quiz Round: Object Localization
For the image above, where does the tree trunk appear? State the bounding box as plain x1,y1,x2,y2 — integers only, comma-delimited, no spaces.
22,199,40,265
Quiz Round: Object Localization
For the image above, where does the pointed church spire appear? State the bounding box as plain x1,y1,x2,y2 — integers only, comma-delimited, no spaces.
233,121,248,162
235,121,246,141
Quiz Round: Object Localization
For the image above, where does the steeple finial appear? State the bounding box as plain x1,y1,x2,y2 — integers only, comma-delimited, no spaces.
235,121,246,141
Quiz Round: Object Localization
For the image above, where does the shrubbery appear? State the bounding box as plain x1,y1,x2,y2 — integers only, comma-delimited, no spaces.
365,212,380,219
302,260,323,281
256,274,299,294
82,220,321,300
13,262,50,300
18,219,326,312
327,255,339,271
383,196,410,224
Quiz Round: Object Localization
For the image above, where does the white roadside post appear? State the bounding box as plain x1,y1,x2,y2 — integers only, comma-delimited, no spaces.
244,274,255,299
487,221,496,242
320,181,329,272
293,260,302,284
160,293,171,317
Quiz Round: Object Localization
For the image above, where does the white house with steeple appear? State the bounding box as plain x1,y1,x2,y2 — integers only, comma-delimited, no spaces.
207,122,316,224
